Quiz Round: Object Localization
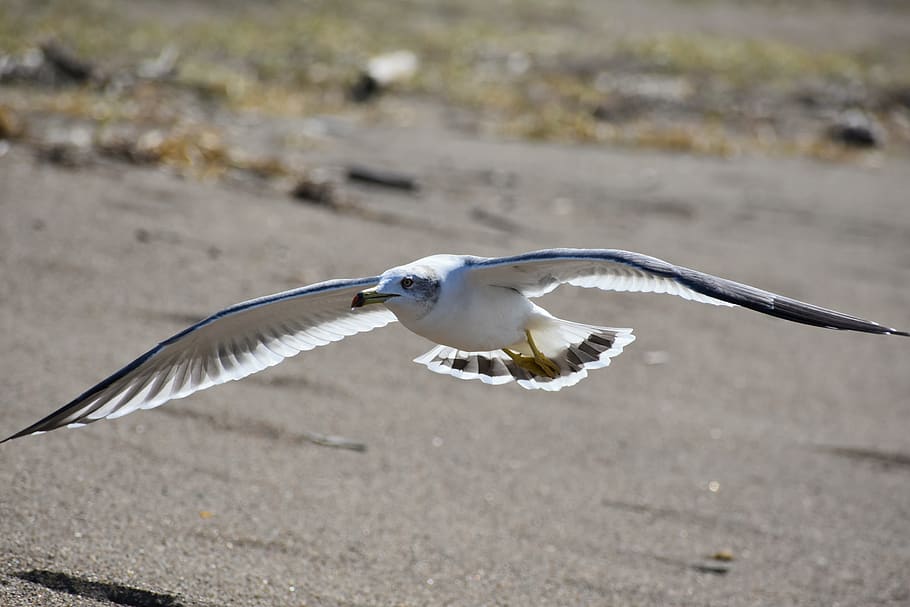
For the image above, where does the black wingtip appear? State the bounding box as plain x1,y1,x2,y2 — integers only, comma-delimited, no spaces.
1,416,63,445
1,426,41,444
1,432,21,445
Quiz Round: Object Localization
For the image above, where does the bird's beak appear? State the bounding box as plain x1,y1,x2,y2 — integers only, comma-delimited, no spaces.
351,287,398,308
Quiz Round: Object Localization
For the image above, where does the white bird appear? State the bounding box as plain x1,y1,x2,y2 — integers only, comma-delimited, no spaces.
3,248,907,442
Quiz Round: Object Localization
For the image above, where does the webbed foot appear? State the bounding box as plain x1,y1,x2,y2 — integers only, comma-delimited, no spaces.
502,330,560,379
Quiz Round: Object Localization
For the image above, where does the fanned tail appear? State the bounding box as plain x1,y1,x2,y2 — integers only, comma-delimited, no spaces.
413,320,635,392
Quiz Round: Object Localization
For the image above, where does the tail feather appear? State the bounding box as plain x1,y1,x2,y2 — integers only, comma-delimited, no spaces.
414,346,516,385
413,320,635,391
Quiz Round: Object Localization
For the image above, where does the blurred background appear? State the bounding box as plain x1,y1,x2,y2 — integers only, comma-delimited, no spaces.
2,0,909,182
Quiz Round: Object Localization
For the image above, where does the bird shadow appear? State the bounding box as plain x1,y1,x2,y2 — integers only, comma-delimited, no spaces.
156,405,367,452
817,445,910,471
14,569,183,607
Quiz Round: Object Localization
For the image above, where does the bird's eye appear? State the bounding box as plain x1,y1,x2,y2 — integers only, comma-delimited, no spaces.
400,277,414,289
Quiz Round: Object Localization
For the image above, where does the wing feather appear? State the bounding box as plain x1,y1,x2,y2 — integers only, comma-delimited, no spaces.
3,276,396,441
467,248,908,336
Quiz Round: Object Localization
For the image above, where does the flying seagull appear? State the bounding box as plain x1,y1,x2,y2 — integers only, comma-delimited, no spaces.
3,248,907,443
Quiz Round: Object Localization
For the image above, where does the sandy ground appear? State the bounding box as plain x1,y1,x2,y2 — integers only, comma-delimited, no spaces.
1,108,908,607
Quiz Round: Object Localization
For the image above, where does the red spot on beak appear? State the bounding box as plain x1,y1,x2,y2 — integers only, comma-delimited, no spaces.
351,292,365,308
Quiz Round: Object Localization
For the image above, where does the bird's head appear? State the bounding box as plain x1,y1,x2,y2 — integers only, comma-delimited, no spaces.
351,264,441,321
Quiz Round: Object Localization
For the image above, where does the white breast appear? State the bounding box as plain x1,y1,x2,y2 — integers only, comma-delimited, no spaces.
402,277,533,352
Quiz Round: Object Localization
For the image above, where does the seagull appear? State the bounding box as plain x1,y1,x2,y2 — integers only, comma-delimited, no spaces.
3,248,907,442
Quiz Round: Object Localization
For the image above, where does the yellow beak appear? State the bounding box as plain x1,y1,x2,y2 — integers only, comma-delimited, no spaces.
351,287,398,308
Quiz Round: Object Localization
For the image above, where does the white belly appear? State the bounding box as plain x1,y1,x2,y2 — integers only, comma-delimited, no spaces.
400,284,534,351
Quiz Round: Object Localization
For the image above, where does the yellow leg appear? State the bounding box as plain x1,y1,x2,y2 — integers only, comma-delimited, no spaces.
525,330,560,377
502,330,560,379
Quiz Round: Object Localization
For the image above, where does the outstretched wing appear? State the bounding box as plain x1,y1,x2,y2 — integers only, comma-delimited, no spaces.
466,248,908,336
3,277,396,442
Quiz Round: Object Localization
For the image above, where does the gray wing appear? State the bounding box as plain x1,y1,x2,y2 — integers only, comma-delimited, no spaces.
3,277,396,442
466,248,908,336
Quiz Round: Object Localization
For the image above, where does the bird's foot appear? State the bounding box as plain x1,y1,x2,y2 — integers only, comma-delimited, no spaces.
502,331,561,379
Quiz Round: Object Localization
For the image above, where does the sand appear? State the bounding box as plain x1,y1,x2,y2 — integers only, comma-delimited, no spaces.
1,109,908,606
